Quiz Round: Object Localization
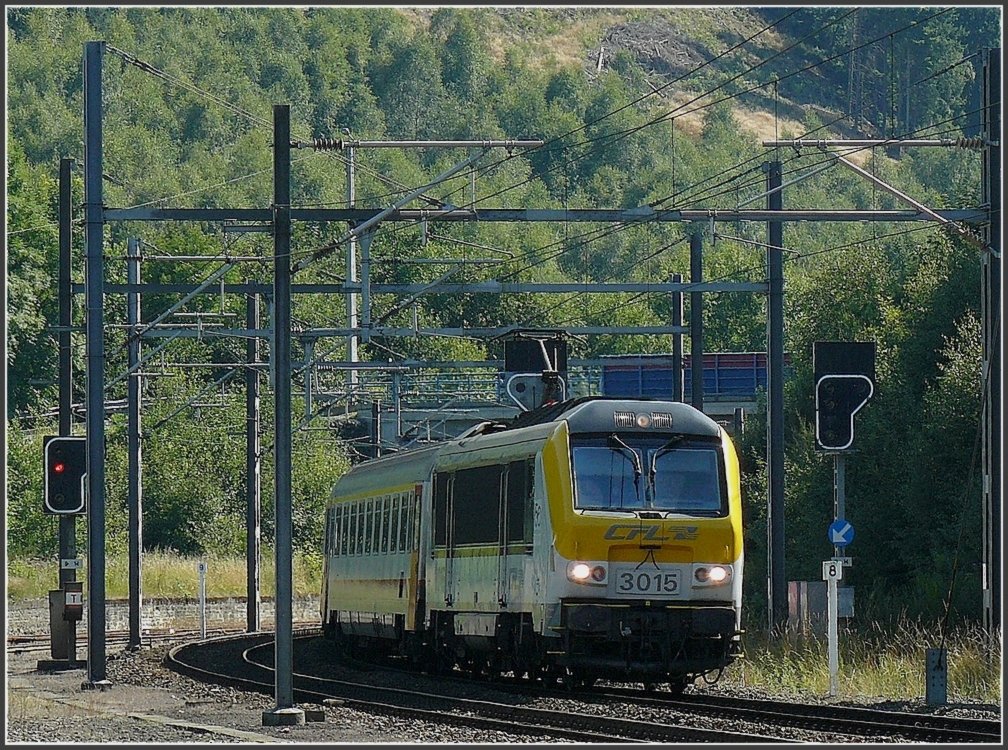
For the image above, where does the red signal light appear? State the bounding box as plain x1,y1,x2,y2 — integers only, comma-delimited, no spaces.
53,462,66,474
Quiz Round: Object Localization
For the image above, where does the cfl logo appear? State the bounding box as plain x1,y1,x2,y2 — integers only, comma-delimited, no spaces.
603,525,669,541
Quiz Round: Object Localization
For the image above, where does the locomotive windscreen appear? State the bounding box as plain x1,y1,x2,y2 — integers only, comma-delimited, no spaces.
571,435,726,515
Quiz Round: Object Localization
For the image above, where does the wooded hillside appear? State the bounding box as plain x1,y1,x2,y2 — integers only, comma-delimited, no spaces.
5,6,1000,624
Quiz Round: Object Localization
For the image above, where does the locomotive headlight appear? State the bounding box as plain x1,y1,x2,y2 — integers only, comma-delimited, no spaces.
708,565,729,583
567,561,607,584
693,564,732,586
636,413,651,428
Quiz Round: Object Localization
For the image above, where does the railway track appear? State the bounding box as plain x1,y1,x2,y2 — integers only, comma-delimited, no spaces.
167,631,786,743
334,638,1002,743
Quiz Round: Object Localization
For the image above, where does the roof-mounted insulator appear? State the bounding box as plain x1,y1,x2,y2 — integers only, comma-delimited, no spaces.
312,137,344,151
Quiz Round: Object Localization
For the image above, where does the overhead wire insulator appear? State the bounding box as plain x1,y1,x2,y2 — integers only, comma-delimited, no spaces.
955,137,988,150
312,137,344,151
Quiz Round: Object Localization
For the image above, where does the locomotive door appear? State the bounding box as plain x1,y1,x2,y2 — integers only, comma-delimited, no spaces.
496,472,508,608
407,483,425,631
438,473,455,606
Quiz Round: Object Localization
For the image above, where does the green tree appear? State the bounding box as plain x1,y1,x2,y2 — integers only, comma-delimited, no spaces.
6,139,59,417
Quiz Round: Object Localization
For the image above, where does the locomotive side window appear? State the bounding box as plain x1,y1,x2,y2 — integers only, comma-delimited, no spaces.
505,459,534,543
453,465,503,545
434,473,450,546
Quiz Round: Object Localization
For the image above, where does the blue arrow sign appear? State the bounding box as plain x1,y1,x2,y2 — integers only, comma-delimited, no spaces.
828,519,855,547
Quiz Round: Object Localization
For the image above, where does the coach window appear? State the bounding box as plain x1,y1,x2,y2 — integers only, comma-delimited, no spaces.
344,504,351,556
398,496,406,552
389,495,400,553
379,496,388,553
355,504,365,556
342,504,350,556
385,495,395,553
335,506,342,556
403,494,414,551
399,493,407,551
366,500,374,552
388,495,396,552
350,505,356,555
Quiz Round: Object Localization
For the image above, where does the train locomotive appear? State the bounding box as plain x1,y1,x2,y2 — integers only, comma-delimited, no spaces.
320,396,744,689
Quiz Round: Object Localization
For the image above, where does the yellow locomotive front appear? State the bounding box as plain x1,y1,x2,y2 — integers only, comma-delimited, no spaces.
538,400,744,688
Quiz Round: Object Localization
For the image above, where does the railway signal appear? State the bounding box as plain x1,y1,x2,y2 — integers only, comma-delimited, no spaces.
43,435,87,514
813,342,876,451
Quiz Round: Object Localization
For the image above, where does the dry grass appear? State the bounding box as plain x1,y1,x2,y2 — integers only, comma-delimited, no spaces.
7,550,323,601
731,104,806,144
725,621,1002,703
6,690,103,722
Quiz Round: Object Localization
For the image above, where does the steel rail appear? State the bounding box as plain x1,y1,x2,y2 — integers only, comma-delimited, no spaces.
585,685,1002,743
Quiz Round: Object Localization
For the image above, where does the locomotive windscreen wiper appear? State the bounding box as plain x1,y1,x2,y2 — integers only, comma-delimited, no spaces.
607,434,643,503
648,435,685,493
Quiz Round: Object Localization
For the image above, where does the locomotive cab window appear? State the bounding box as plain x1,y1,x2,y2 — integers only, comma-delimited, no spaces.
571,434,727,516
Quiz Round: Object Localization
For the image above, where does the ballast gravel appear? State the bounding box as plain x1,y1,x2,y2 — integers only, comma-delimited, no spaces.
5,644,553,744
6,599,1000,744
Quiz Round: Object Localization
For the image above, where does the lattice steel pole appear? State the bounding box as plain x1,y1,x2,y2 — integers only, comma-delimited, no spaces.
263,103,304,726
767,160,786,633
83,39,110,690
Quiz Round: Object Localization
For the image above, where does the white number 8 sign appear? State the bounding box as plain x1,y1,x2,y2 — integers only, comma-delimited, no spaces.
822,560,843,581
